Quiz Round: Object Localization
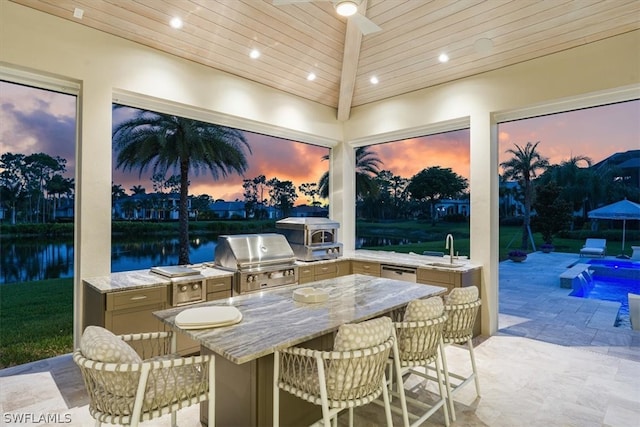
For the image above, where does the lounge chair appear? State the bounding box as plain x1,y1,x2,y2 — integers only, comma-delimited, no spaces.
579,238,606,258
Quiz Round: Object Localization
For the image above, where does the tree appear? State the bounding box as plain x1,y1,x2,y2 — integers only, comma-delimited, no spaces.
23,153,66,223
46,175,74,221
243,175,268,218
299,182,320,206
190,194,212,221
318,147,383,200
500,141,549,250
531,181,573,244
538,155,593,219
113,109,251,264
130,184,146,195
406,166,468,224
267,177,297,218
0,153,27,224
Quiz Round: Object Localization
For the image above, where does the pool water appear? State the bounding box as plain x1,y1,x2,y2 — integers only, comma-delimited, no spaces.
570,274,640,328
586,259,640,280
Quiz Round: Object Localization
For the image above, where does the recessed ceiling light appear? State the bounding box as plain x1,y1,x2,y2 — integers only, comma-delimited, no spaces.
170,17,183,29
73,8,84,19
249,49,260,59
307,72,316,81
438,53,449,63
370,76,379,84
335,1,358,17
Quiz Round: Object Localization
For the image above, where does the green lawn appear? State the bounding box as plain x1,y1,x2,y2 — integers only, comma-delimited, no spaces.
0,278,73,368
358,220,639,260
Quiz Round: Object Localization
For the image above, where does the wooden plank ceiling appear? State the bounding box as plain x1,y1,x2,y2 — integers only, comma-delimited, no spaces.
11,0,640,120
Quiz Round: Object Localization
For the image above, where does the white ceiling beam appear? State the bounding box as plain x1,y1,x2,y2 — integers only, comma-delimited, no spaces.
336,0,367,121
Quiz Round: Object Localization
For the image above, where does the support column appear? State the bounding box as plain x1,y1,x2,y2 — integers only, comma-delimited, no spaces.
74,80,113,345
469,111,499,336
329,140,356,254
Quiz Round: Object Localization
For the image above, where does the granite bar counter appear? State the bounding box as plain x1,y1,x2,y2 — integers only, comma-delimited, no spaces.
153,274,445,427
154,274,445,364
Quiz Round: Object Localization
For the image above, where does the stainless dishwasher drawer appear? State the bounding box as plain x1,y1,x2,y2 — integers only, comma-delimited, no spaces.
381,265,417,283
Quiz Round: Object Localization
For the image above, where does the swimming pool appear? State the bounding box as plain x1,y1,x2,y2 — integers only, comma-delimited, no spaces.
570,259,640,328
586,259,640,280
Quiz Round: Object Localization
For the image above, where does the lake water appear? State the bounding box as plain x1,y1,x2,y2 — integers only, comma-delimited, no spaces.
0,236,218,284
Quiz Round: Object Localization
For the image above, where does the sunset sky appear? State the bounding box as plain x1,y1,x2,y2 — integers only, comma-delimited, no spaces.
1,80,638,206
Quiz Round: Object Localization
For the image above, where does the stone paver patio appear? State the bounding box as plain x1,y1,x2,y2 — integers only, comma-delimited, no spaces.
498,251,640,362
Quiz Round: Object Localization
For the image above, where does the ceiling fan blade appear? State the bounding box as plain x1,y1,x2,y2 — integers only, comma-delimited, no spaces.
351,13,381,35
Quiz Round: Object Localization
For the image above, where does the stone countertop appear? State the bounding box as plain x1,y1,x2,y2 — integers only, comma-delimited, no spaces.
83,264,233,293
84,250,481,293
153,274,446,364
299,249,481,272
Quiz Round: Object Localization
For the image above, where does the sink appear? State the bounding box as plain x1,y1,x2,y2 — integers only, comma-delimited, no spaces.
426,262,466,269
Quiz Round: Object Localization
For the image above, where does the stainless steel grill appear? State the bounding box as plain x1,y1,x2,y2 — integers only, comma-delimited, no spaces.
213,233,298,294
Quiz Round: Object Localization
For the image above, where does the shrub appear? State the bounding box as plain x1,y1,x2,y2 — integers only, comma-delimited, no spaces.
508,250,527,258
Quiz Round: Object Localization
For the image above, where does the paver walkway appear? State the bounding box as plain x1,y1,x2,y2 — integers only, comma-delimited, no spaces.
498,251,640,361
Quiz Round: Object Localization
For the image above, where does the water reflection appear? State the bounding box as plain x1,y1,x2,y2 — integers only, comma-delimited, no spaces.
1,237,74,284
2,234,418,284
111,235,217,272
0,235,218,284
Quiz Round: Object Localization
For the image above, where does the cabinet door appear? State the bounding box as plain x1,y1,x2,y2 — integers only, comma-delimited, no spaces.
105,287,167,355
298,265,315,284
351,261,380,277
313,262,337,281
417,269,456,293
334,260,350,277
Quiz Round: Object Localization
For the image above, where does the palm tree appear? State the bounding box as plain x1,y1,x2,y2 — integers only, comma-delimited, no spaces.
318,147,383,199
130,184,146,195
113,110,251,264
500,141,549,250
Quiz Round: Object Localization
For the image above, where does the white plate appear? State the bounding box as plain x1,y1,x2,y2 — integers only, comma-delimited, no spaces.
175,306,242,329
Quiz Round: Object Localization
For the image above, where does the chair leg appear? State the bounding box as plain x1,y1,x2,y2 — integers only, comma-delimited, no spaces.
434,349,450,427
467,339,481,396
381,373,393,427
273,351,280,427
348,408,353,427
391,329,410,427
316,356,332,427
94,420,101,427
171,411,177,427
208,355,216,427
439,343,456,421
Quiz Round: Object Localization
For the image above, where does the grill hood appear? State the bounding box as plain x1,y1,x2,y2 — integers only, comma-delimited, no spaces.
214,233,296,271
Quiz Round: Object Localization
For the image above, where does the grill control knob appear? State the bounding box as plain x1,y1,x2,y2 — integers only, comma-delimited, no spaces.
192,283,200,290
181,285,188,292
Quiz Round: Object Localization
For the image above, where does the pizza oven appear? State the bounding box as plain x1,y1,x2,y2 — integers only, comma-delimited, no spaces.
276,217,343,261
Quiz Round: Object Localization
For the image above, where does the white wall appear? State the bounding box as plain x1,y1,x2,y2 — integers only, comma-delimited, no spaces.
1,1,639,341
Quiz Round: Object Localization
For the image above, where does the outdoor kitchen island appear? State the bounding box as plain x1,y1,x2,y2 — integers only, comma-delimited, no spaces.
153,274,446,427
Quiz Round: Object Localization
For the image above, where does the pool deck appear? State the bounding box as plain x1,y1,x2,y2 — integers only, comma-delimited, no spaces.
499,251,640,362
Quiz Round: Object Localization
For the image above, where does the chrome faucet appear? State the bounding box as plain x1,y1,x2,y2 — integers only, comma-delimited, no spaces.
445,234,454,264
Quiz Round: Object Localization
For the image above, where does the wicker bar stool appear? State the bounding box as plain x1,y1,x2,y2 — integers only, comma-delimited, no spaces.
273,317,395,427
73,326,215,427
389,296,450,427
439,286,482,421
